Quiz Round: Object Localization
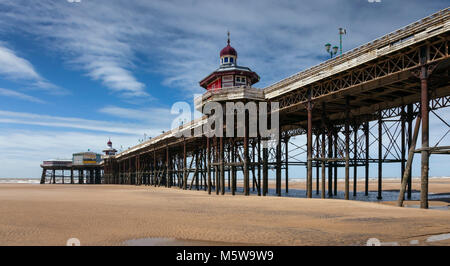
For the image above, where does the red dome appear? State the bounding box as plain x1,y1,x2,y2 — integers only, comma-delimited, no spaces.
220,44,237,57
107,140,112,146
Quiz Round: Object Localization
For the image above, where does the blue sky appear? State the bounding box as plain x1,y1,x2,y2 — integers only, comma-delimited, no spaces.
0,0,448,178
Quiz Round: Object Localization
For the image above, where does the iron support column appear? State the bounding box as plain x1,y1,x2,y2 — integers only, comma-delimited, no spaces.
353,124,358,197
263,141,268,196
364,121,369,196
321,130,326,199
378,112,383,200
344,97,350,200
420,64,429,209
306,92,313,198
220,137,225,195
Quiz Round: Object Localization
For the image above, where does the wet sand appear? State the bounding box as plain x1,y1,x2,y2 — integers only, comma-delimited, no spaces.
0,179,449,246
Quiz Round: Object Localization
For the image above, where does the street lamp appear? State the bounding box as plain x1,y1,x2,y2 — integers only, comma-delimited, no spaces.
325,43,339,59
325,28,346,59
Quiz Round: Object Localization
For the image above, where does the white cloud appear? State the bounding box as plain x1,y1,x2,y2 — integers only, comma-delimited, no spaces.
0,44,64,94
98,105,177,128
0,1,150,98
0,45,40,80
0,110,164,136
0,88,44,103
86,61,147,97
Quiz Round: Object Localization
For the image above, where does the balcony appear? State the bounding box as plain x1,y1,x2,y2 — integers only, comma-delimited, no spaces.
194,86,265,112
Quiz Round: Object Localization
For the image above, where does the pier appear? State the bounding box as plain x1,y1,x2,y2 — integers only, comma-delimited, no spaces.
45,9,450,209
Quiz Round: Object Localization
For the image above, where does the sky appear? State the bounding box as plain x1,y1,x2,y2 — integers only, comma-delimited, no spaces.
0,0,448,179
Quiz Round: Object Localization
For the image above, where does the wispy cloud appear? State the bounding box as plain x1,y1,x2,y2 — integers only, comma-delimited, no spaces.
0,45,40,80
0,1,149,99
99,105,177,128
0,88,44,103
0,110,164,136
0,44,63,94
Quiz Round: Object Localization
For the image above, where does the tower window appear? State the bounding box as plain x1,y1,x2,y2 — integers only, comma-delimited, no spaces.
221,58,223,64
230,57,234,63
224,57,228,63
236,77,241,82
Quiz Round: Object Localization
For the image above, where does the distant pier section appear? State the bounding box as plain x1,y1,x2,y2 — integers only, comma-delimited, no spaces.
40,142,116,184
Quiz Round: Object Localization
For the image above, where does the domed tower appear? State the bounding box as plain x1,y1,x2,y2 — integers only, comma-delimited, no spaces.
220,32,238,66
199,32,259,91
103,139,117,156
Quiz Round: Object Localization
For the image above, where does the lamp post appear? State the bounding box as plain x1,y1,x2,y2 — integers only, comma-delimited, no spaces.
339,28,346,54
325,28,346,59
325,43,339,59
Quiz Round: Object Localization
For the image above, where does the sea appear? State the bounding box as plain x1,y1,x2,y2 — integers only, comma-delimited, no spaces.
0,178,41,184
1,176,449,184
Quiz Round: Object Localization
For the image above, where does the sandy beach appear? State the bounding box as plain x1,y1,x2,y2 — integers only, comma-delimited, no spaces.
0,179,449,246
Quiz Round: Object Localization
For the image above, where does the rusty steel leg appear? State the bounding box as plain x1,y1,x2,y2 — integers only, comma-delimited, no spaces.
90,169,94,184
316,133,320,195
407,104,413,199
284,138,289,194
333,130,338,196
153,151,157,187
207,137,211,194
377,112,383,200
306,96,313,198
327,129,333,197
227,145,230,191
344,97,350,200
195,150,200,191
276,126,282,197
263,142,268,196
79,170,83,184
220,137,225,195
215,138,220,195
401,105,406,185
420,64,429,209
397,115,421,207
166,146,169,188
136,155,140,186
244,121,250,196
258,137,262,196
250,142,256,192
183,140,187,190
129,158,132,185
364,121,369,196
321,130,326,199
252,142,256,192
353,125,358,197
231,140,235,195
40,168,46,184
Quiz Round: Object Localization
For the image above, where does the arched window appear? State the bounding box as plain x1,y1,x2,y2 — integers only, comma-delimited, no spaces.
230,57,234,63
224,57,228,63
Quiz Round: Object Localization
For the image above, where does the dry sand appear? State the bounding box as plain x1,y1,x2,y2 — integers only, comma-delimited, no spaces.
0,179,449,246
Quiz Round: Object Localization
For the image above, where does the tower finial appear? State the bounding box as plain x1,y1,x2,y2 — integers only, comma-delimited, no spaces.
227,31,230,45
